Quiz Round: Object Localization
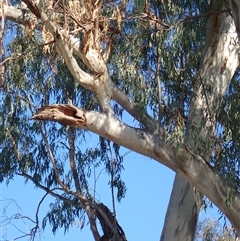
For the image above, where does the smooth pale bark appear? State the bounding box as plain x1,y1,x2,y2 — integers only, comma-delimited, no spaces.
2,0,240,239
161,2,240,241
160,176,201,241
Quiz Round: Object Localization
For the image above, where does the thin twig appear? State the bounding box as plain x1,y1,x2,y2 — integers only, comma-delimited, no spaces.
2,89,36,108
0,0,5,87
66,126,82,193
44,56,71,103
156,46,162,127
108,142,116,217
16,172,73,204
0,40,54,66
108,142,118,240
177,8,231,25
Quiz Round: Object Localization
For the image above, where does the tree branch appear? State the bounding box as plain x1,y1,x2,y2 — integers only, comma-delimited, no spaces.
111,85,159,131
229,0,240,39
66,127,82,193
32,104,240,235
17,173,101,240
2,3,159,130
17,172,74,204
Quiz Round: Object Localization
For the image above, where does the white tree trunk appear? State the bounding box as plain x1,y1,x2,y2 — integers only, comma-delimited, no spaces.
160,2,240,240
160,175,202,241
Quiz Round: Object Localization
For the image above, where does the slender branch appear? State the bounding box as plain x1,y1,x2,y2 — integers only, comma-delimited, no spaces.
0,0,5,87
29,191,48,240
61,0,68,35
176,8,231,25
66,126,82,193
0,40,55,66
28,105,100,240
109,143,118,239
108,143,116,217
156,46,162,127
21,92,85,202
16,173,73,203
112,85,159,131
23,96,102,241
84,203,101,241
0,196,40,241
2,89,36,108
16,173,102,240
94,167,106,200
17,173,100,240
44,57,71,103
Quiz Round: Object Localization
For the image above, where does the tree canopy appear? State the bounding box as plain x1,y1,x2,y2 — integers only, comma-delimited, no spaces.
0,0,240,240
196,218,238,241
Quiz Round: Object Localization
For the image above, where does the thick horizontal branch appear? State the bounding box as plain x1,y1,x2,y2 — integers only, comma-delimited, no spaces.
31,104,240,235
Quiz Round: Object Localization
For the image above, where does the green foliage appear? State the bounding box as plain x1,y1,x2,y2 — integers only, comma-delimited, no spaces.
42,197,85,234
196,218,237,241
213,73,240,195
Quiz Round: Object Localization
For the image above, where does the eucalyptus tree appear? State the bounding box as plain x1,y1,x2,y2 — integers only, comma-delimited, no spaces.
0,0,240,241
196,218,237,241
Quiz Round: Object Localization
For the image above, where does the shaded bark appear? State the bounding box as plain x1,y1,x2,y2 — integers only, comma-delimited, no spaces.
229,0,240,39
160,176,202,241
